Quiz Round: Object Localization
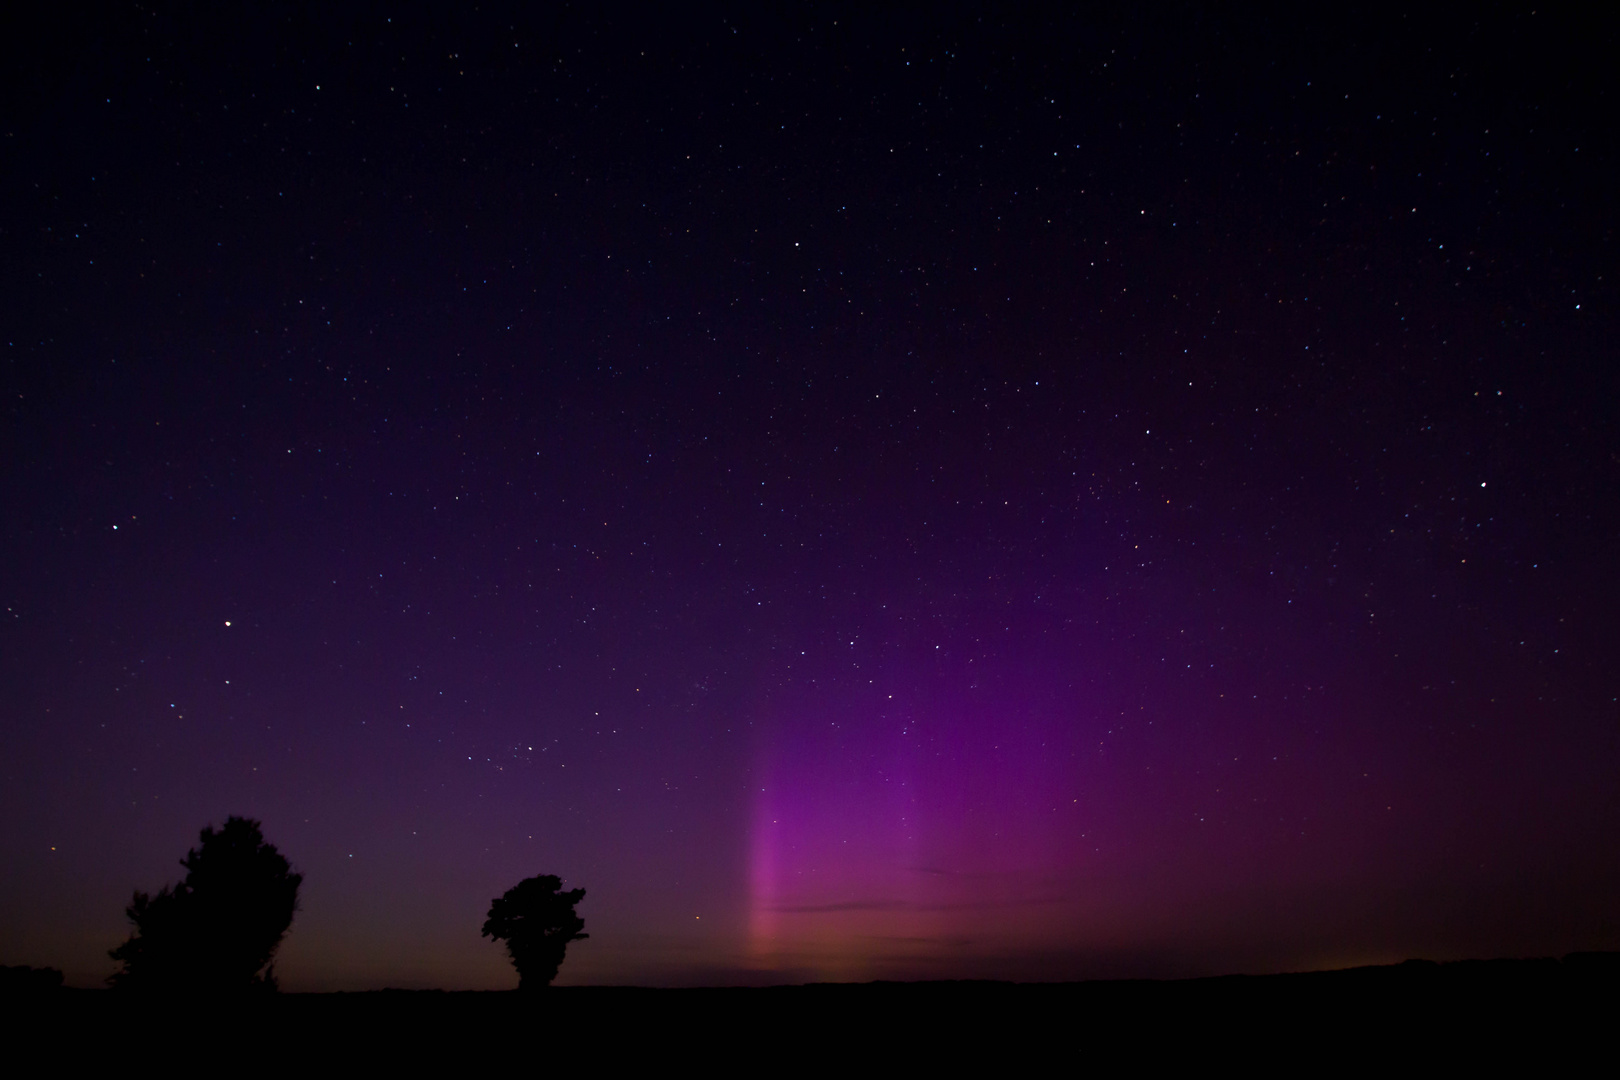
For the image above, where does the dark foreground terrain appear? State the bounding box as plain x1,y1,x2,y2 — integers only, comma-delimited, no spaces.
7,954,1615,1067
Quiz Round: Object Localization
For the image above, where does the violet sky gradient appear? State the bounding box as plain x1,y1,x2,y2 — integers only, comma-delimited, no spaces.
2,6,1617,989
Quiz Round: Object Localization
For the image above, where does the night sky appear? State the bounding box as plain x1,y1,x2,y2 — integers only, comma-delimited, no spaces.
3,6,1617,990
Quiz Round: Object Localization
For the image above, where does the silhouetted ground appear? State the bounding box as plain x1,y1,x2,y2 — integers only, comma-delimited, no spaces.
0,965,62,993
8,955,1615,1066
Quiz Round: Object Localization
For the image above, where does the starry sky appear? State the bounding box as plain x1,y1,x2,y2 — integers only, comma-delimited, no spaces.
2,6,1617,990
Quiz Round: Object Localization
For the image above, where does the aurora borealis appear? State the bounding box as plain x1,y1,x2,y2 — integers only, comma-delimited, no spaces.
2,6,1616,989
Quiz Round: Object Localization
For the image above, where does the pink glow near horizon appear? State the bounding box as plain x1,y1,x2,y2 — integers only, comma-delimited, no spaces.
746,684,1116,980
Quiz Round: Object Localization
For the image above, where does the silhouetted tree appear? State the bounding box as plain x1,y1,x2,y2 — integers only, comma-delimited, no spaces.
109,816,302,992
482,874,588,988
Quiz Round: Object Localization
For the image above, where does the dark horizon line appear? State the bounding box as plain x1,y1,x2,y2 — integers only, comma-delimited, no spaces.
19,950,1616,995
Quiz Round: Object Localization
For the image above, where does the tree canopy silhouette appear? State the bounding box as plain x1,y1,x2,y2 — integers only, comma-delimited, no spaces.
109,816,302,992
482,874,588,989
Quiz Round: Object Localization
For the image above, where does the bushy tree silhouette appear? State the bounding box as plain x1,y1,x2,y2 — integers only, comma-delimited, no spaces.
109,816,302,992
482,874,588,989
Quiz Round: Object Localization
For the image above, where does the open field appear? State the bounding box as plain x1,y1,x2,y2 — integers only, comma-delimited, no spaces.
9,955,1615,1066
